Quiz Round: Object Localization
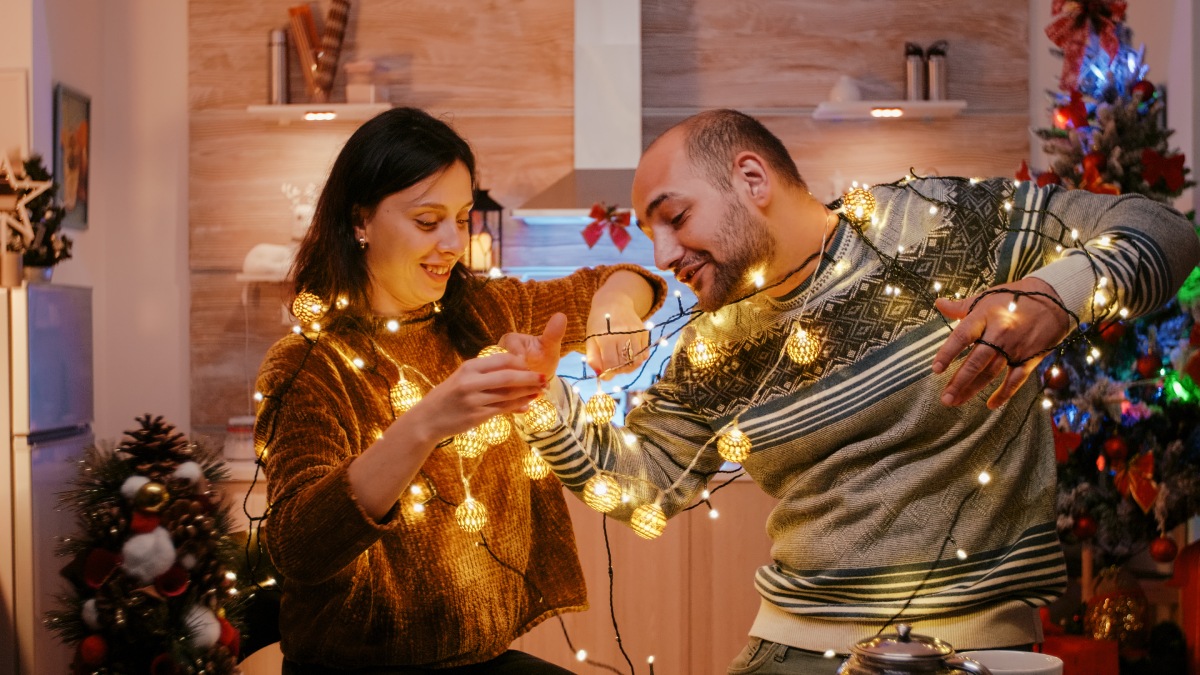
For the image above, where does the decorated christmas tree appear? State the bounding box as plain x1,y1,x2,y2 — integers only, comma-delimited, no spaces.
1024,1,1200,568
46,415,245,674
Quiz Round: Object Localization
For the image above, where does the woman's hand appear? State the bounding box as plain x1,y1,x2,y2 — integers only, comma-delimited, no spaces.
498,313,568,382
932,276,1072,409
405,353,545,444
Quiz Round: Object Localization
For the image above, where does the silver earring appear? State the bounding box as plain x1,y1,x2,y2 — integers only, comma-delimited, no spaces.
358,237,367,251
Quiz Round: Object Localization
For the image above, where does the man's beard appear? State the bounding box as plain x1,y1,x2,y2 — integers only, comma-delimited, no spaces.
688,196,775,312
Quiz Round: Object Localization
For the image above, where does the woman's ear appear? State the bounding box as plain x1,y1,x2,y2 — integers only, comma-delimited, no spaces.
734,151,770,206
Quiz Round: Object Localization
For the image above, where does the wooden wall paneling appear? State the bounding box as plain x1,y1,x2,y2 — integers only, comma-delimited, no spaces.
687,479,779,672
642,0,1028,111
517,494,694,674
645,113,1030,203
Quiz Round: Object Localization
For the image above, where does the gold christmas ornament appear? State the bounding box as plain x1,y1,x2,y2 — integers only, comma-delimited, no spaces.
454,497,488,533
523,449,552,480
1083,566,1150,653
134,481,171,513
685,336,719,371
389,377,423,415
478,345,508,358
291,292,325,324
842,187,877,226
786,324,821,365
582,474,622,513
454,429,488,459
585,392,617,425
523,397,558,434
479,415,512,446
630,503,668,540
717,424,752,463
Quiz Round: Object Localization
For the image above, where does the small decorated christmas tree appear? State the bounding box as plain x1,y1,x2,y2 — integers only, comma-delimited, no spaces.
46,415,244,674
1025,1,1200,568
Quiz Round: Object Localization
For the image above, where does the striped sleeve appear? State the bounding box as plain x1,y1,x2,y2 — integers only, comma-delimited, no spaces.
519,373,723,521
1021,185,1200,324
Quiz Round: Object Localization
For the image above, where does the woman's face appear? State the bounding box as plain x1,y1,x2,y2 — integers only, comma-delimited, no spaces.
354,161,473,314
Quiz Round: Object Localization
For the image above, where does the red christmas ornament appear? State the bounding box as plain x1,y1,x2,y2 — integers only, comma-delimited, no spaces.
1186,351,1200,383
82,548,122,590
78,634,108,666
1082,152,1107,175
1073,515,1098,539
130,510,160,534
1099,321,1125,343
1044,365,1069,391
154,563,190,597
218,616,241,657
1150,536,1179,563
1136,354,1161,379
1103,436,1129,463
1131,80,1156,102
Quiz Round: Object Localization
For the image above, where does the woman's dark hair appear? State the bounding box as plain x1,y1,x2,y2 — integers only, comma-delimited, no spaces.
291,107,490,356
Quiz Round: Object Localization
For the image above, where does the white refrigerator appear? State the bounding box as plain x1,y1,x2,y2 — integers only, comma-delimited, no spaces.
0,284,93,675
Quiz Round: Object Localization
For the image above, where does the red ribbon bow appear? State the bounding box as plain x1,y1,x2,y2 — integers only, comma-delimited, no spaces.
1080,164,1121,195
582,202,633,252
1052,424,1082,464
1114,450,1158,513
1045,0,1127,91
1141,148,1187,193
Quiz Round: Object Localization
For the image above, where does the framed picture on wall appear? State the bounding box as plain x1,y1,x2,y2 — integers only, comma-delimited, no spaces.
54,84,90,230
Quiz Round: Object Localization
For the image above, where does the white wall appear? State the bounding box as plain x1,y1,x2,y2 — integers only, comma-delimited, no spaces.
1029,0,1195,213
16,0,191,441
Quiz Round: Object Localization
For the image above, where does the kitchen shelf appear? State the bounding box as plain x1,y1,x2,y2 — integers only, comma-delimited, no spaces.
245,102,392,125
812,99,966,121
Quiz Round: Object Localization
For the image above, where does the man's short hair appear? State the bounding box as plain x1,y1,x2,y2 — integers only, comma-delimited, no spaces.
678,109,806,192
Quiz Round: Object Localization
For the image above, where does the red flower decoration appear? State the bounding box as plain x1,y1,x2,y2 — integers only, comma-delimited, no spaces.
1080,164,1120,195
1141,148,1187,193
1045,0,1127,91
1016,160,1033,182
83,548,122,589
582,202,633,252
1114,451,1158,513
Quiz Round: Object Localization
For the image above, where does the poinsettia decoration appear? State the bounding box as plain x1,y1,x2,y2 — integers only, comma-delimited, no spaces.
581,202,633,252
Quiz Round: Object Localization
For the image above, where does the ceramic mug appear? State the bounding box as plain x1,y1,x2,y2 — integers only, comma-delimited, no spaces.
958,651,1062,675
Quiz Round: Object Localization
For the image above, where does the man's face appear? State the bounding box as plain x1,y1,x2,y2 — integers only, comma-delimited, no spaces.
632,131,775,312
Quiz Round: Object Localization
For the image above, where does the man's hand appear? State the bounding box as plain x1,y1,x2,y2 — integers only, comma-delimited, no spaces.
498,313,568,382
932,276,1072,409
586,293,651,379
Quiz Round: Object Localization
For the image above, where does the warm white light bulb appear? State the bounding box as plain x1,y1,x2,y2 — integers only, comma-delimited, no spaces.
1042,398,1052,409
576,650,588,662
701,489,711,500
956,548,968,560
1071,228,1080,240
253,391,264,402
929,206,938,215
709,509,720,519
933,281,943,292
823,649,837,659
978,471,991,485
1007,301,1017,312
386,319,400,332
352,357,365,369
644,320,655,330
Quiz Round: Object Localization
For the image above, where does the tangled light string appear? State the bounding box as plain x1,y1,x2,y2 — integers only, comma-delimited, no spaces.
242,172,1136,672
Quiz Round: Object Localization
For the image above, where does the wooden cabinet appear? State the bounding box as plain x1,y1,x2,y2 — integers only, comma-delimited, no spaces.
220,471,776,675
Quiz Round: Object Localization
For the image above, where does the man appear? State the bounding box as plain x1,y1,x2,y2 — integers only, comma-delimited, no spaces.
503,109,1200,674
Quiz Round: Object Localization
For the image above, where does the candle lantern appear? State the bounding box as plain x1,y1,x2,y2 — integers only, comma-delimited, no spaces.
468,188,504,275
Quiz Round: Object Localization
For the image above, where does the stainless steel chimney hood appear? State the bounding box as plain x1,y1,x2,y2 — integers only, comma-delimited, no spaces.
511,0,641,221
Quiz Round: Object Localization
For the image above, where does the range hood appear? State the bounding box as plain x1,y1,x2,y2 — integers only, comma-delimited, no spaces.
511,0,641,220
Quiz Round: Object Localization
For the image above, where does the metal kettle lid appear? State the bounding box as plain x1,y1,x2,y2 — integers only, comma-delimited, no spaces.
852,624,955,662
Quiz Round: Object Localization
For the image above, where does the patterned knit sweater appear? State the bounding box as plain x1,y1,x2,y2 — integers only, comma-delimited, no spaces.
522,179,1200,654
254,264,665,669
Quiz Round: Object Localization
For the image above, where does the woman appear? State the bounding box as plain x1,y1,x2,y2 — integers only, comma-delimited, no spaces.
254,107,664,673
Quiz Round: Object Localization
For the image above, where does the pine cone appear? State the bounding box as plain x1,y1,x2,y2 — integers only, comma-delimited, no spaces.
117,415,193,477
164,498,215,543
91,504,128,546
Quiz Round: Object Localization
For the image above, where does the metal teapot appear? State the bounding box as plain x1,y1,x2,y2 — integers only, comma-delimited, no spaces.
837,624,991,674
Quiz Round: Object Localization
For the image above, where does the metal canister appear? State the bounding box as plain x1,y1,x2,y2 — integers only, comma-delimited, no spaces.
268,28,288,105
904,42,925,100
926,40,949,101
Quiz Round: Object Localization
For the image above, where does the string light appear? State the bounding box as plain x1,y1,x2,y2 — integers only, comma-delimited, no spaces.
841,186,876,226
523,448,552,480
386,319,400,332
582,474,622,513
824,649,838,659
717,423,752,463
454,429,487,459
454,497,488,533
352,357,365,369
685,336,719,370
585,392,617,425
630,503,668,540
576,650,588,662
929,206,938,215
389,375,423,415
1007,301,1017,312
708,509,720,519
478,415,512,445
956,548,968,560
291,292,325,324
977,471,991,485
523,397,558,433
335,296,349,309
253,391,264,402
786,324,820,365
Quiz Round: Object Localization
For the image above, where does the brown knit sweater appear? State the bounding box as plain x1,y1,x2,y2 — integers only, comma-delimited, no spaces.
254,265,665,669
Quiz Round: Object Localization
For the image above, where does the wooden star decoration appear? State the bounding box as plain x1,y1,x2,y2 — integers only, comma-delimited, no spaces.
0,155,51,247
